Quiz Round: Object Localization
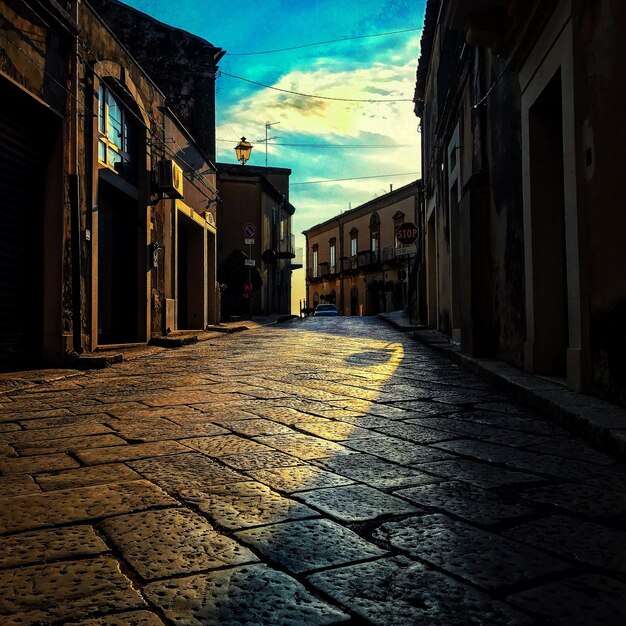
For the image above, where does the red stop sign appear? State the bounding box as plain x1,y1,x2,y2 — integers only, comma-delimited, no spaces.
396,223,419,245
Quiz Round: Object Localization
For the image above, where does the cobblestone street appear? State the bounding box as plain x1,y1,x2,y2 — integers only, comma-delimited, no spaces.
1,317,626,625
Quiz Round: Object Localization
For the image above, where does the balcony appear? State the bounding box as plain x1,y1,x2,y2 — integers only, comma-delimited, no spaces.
319,262,330,277
276,233,296,259
291,247,303,270
306,267,320,280
357,250,377,267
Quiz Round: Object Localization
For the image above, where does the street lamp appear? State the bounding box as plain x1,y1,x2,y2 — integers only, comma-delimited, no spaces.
234,137,253,165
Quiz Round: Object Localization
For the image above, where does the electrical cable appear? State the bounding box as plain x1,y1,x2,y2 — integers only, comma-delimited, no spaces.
218,71,413,103
227,27,423,56
291,172,420,185
216,138,414,148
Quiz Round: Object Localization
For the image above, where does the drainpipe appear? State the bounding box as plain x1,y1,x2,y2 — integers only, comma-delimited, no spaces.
336,217,344,315
69,0,83,353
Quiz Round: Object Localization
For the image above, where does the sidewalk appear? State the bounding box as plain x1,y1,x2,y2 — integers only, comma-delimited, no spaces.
0,315,296,397
380,310,626,461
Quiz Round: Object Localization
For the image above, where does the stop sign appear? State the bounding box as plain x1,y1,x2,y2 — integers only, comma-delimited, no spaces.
396,222,419,245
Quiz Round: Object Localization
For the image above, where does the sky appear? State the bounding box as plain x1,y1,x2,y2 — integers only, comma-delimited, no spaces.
122,0,426,310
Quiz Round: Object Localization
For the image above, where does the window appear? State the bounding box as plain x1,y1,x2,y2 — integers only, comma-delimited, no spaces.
312,245,318,278
98,83,137,182
369,212,380,259
350,229,358,257
371,231,379,255
393,211,405,248
329,239,336,273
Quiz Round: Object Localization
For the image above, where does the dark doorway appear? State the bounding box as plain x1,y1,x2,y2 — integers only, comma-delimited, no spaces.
350,287,359,316
97,180,139,344
528,71,568,375
177,214,204,330
0,82,58,367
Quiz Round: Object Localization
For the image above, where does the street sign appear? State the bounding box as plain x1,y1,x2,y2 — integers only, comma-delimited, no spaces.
245,238,255,245
243,223,256,238
396,222,419,245
244,259,256,267
395,244,417,257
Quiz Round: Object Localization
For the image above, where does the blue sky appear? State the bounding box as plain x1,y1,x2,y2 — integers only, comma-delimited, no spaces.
122,0,426,306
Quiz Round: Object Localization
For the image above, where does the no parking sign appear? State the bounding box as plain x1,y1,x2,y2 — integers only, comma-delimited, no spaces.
243,223,256,238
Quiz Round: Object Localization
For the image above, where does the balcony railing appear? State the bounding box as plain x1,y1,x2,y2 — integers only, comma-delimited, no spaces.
291,247,303,269
276,233,296,259
319,262,330,277
357,250,376,267
307,267,319,280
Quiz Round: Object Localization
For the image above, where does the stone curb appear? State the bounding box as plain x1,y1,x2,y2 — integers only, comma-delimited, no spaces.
379,312,626,463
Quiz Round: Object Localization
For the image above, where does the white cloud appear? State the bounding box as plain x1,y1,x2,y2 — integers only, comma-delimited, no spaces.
216,35,422,238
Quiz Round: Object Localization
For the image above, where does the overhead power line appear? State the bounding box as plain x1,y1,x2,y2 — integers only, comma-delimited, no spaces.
216,139,415,148
218,71,413,103
291,172,420,185
227,27,423,56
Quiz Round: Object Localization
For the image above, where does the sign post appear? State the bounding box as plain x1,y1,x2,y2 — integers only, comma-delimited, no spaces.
395,222,419,312
242,224,256,317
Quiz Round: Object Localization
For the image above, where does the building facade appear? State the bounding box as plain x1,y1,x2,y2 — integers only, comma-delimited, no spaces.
217,164,298,320
0,0,221,367
415,0,626,403
304,181,423,317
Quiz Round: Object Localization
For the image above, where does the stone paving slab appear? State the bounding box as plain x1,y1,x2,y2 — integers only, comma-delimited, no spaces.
235,518,387,573
373,514,569,590
17,413,111,430
76,441,189,465
0,452,80,475
66,611,167,626
131,453,248,492
101,507,258,580
0,442,16,457
216,417,294,436
182,434,271,457
342,434,457,465
448,410,566,436
502,514,626,573
0,474,40,496
0,557,145,624
374,421,461,444
0,422,113,444
295,484,419,523
0,480,177,534
507,573,626,626
312,452,441,489
180,480,319,530
307,556,533,626
419,458,545,488
16,434,127,456
144,564,350,625
246,465,355,493
433,439,623,481
219,449,305,471
111,419,228,442
525,438,618,465
36,463,143,491
292,417,377,441
395,481,535,525
0,525,107,569
254,433,355,460
518,481,626,517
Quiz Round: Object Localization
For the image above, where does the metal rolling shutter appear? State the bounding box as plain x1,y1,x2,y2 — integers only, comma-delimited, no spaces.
0,98,44,364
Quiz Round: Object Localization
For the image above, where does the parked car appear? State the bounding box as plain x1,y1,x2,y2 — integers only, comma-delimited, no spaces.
314,304,339,317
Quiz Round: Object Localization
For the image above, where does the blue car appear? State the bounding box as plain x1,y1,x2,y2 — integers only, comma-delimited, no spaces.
314,304,339,317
